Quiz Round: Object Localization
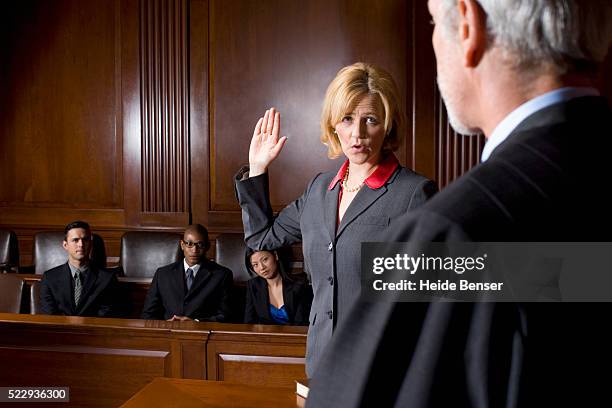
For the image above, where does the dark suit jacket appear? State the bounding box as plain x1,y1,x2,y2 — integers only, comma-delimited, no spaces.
244,276,313,325
141,259,233,321
236,161,436,376
307,96,612,407
39,263,121,317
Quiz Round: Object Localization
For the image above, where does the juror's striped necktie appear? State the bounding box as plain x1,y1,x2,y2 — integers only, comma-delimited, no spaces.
74,270,82,305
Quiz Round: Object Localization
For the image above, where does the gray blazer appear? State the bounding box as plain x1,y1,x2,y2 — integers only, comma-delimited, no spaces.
235,163,436,376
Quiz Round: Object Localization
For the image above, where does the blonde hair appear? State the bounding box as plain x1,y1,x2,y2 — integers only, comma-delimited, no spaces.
320,62,403,159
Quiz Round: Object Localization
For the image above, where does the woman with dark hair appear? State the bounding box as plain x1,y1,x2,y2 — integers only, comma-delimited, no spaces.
244,248,312,326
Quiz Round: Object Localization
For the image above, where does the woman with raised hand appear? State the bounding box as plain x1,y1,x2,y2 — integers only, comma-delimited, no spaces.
235,62,437,376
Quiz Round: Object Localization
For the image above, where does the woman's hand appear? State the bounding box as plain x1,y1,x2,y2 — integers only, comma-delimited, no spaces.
249,107,288,177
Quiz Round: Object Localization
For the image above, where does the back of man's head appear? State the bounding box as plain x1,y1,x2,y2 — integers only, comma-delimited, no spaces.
440,0,612,75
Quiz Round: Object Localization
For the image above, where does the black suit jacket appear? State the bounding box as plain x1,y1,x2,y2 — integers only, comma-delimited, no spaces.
39,263,121,317
141,259,233,321
307,96,612,407
244,276,313,325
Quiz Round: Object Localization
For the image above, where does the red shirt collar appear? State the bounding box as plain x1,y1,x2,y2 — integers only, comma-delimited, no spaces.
328,153,399,191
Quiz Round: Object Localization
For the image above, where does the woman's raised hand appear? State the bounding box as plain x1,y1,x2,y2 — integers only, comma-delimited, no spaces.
248,107,288,177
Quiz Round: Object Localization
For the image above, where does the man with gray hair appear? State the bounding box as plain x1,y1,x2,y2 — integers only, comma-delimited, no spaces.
307,1,612,406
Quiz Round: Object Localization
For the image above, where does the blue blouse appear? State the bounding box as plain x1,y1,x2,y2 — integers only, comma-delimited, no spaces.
268,304,289,324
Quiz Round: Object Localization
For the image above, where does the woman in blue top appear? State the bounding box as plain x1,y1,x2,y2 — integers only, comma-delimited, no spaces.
244,248,312,326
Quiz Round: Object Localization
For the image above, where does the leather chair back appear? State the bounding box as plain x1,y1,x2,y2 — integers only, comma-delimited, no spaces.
0,274,24,313
33,231,107,275
215,233,251,322
120,231,182,277
30,281,41,314
0,230,19,272
215,233,251,283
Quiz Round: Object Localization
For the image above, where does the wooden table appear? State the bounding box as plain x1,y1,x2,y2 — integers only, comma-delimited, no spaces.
121,378,305,408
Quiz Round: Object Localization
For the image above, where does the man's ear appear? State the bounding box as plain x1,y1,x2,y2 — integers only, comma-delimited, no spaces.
457,0,487,68
62,240,68,251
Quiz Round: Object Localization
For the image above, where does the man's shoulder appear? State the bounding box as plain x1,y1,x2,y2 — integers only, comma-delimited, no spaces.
42,263,69,279
93,267,118,282
154,261,182,276
391,166,436,191
392,162,514,241
495,95,610,165
201,259,233,277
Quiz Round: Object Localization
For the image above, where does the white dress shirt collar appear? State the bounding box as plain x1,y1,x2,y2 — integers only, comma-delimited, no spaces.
68,262,89,279
183,259,201,277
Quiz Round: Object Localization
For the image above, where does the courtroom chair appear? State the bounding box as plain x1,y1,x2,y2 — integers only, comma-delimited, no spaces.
215,233,251,283
215,233,251,322
118,231,182,278
0,273,25,313
29,281,41,314
0,229,19,273
32,231,107,275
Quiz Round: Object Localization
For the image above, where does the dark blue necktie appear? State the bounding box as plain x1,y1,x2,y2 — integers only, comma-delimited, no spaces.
186,268,194,291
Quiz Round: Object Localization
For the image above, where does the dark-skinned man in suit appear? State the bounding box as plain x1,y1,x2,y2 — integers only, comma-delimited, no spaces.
142,224,233,322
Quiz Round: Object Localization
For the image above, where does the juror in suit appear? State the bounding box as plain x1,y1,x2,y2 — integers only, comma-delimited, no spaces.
142,224,233,322
235,63,436,376
307,1,612,407
244,248,312,326
40,221,121,317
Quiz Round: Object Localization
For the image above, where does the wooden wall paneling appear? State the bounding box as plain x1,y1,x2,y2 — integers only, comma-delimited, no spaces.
180,341,208,379
0,345,169,407
206,327,307,387
0,314,211,406
205,0,409,231
129,0,190,228
434,94,485,189
122,0,144,228
217,354,306,388
140,0,189,214
0,0,125,226
412,0,484,189
0,314,313,405
190,0,210,228
409,0,437,181
124,0,193,229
